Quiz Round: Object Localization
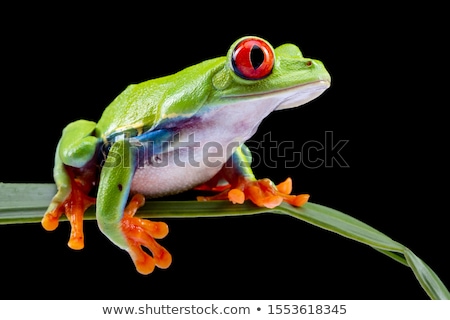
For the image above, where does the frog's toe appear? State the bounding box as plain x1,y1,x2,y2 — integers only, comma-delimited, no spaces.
197,188,246,204
276,177,293,194
227,188,246,204
275,178,310,207
66,206,86,250
121,194,172,275
281,193,310,207
42,208,63,231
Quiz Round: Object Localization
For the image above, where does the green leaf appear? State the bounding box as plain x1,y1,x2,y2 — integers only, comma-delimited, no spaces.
0,183,57,224
1,183,449,299
273,202,405,252
404,248,450,300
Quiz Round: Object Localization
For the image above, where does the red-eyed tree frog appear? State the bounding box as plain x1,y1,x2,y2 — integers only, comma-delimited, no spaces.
42,36,331,275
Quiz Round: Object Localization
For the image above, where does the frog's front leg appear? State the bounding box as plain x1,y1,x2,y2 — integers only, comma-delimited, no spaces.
96,139,171,275
198,144,310,208
42,120,98,249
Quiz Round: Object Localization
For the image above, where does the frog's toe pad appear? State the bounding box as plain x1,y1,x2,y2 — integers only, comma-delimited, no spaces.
121,194,172,275
228,189,245,204
276,177,293,194
41,212,60,231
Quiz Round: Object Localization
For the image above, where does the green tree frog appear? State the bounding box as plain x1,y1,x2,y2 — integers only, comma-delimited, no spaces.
42,36,331,275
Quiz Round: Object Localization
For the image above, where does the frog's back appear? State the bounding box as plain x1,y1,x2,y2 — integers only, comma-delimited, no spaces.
94,57,225,140
95,78,170,139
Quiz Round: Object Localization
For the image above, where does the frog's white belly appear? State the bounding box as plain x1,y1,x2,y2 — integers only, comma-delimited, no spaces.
131,148,226,198
130,97,279,198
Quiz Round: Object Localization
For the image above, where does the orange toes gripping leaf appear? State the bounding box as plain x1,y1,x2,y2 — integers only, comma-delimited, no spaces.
228,178,309,208
237,177,309,209
41,177,96,250
275,177,310,207
198,177,309,209
121,194,172,275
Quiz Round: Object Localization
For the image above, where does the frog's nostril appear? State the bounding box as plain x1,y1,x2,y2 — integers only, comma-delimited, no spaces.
306,60,312,67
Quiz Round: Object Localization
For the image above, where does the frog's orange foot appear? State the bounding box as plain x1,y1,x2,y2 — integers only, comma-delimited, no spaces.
41,180,95,250
236,177,309,208
121,194,172,275
199,177,309,208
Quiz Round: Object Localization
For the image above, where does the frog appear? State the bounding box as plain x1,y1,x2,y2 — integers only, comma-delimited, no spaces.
42,36,331,275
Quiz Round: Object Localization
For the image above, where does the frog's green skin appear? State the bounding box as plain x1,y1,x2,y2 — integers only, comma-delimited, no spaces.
42,36,331,274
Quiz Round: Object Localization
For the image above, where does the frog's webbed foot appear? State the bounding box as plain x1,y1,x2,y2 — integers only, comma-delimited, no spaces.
198,177,309,208
41,169,95,250
120,194,172,275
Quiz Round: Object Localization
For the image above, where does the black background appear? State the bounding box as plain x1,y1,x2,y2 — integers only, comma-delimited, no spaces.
1,6,447,299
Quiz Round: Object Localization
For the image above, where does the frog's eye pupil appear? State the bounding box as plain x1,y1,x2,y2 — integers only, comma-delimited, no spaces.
231,37,275,80
250,45,264,69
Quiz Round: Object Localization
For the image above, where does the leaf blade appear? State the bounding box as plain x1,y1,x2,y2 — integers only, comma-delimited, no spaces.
1,183,449,299
404,248,450,300
0,183,56,224
273,202,405,252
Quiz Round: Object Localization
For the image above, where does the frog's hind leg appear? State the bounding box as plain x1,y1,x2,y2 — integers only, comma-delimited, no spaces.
198,144,309,208
96,139,171,275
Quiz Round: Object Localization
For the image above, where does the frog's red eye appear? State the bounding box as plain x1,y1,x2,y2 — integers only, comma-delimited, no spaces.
231,37,275,80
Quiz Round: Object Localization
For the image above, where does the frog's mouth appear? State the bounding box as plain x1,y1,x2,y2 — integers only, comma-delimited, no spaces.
273,80,331,110
224,80,329,111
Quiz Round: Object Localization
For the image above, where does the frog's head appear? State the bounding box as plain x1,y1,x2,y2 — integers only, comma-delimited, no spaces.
210,36,331,110
96,36,331,140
